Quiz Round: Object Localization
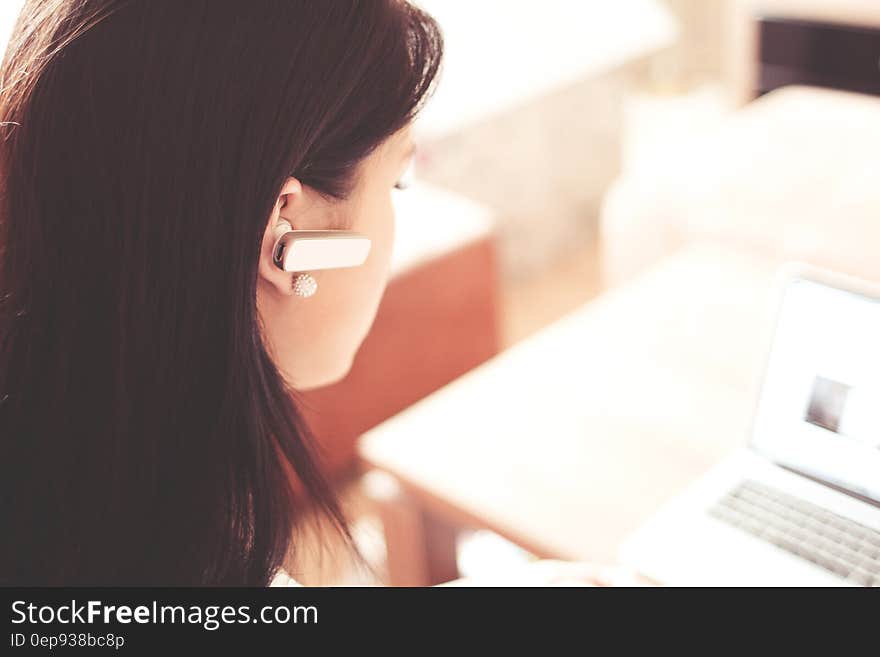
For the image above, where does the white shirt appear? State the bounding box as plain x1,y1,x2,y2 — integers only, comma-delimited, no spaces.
269,569,302,587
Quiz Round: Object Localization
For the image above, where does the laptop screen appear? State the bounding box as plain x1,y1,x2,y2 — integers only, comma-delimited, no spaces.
751,276,880,502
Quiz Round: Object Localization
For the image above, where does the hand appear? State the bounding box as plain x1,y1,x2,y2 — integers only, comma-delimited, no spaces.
444,559,651,587
517,559,649,587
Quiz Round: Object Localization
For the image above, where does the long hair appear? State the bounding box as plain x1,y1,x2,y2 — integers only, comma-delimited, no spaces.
0,0,442,585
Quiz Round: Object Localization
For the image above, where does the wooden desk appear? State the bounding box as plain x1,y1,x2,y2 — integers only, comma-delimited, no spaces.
359,243,783,585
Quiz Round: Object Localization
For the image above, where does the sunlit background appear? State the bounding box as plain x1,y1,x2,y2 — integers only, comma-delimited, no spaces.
4,0,879,584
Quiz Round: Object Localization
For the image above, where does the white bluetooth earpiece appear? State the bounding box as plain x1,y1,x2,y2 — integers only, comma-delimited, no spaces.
271,221,371,298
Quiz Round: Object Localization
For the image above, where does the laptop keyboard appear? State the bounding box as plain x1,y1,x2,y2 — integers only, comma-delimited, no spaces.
708,479,880,586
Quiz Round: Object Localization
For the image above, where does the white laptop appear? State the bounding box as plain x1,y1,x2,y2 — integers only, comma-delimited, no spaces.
620,263,880,587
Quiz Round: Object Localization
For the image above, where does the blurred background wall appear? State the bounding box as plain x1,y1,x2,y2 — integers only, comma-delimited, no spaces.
655,0,733,89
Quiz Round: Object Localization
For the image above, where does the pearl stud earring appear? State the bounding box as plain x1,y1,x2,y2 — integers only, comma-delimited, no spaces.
292,272,317,298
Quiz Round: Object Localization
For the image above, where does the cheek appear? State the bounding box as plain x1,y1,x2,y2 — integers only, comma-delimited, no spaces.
338,195,395,355
372,195,396,280
304,197,395,380
352,194,396,323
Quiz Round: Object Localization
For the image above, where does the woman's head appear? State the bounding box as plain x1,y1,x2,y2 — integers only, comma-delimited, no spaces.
0,0,442,584
258,125,415,390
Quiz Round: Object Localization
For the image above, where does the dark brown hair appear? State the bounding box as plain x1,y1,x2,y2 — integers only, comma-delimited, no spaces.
0,0,442,585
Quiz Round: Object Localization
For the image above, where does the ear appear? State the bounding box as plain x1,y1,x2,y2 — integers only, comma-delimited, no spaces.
258,177,303,296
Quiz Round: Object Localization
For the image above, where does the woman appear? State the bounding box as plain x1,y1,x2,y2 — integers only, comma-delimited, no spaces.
0,0,631,586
